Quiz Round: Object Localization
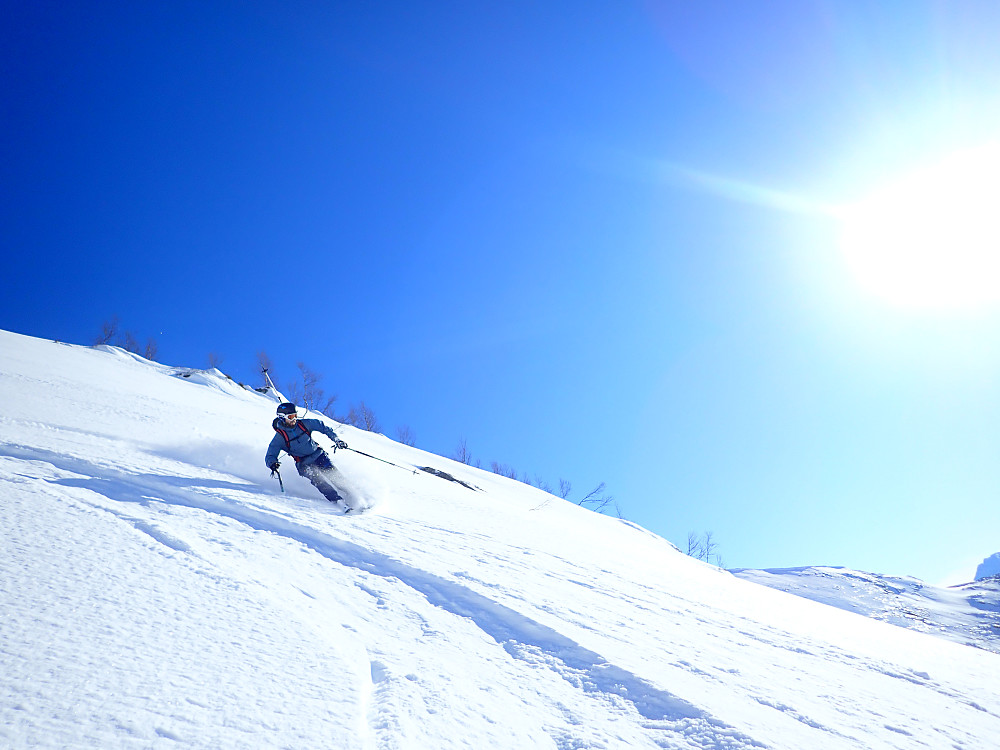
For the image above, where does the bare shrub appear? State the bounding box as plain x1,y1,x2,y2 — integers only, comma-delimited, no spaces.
287,362,337,416
526,474,551,493
94,316,119,345
94,317,157,360
454,438,473,465
121,330,141,354
686,531,704,559
578,482,614,513
396,425,416,446
686,531,723,566
490,461,518,480
346,401,380,432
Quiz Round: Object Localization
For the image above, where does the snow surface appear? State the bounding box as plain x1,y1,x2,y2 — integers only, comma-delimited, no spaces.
731,567,1000,656
2,328,1000,749
976,553,1000,582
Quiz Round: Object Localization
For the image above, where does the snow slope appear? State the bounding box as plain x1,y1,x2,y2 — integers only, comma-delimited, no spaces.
2,328,1000,749
731,567,1000,656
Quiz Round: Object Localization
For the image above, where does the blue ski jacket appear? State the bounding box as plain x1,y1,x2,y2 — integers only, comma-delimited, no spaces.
265,417,341,469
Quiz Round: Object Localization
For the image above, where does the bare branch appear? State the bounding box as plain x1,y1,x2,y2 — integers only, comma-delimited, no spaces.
454,438,472,465
687,531,704,559
94,317,119,346
578,482,606,506
346,401,380,432
287,362,337,416
703,531,718,562
121,330,141,354
686,531,722,566
558,479,572,499
490,461,517,480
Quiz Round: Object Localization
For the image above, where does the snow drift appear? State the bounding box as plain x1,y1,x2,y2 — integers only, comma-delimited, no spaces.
2,328,1000,749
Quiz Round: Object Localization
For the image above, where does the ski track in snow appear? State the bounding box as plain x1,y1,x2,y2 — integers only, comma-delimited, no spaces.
2,441,764,750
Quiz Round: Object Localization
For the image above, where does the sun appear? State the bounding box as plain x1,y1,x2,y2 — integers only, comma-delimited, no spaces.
838,143,1000,310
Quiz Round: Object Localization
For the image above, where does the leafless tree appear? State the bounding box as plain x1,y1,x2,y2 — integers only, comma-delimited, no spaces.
529,474,551,493
578,481,614,513
346,401,380,432
94,316,120,345
703,531,719,564
686,531,722,566
287,362,337,416
490,461,518,480
396,425,416,446
686,531,705,559
578,481,605,505
558,479,572,499
454,437,472,465
208,352,224,369
121,330,141,354
94,317,156,360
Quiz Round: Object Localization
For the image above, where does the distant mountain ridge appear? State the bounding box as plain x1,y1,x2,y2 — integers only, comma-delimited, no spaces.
731,566,1000,654
976,552,1000,581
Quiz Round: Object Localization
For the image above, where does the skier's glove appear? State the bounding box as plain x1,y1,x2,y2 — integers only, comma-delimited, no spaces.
269,461,280,471
334,439,348,450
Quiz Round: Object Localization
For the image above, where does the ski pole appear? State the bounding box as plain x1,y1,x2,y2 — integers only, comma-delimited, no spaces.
271,467,284,492
345,447,417,475
262,367,279,393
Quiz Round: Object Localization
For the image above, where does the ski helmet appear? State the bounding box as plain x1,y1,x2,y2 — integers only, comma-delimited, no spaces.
276,402,297,416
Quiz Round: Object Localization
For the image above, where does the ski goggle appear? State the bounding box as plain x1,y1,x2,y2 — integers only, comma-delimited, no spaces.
281,412,298,421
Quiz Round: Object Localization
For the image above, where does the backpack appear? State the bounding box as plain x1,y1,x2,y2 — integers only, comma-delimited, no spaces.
272,418,312,463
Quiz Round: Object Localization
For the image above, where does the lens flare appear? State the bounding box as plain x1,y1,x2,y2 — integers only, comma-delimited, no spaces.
838,144,1000,310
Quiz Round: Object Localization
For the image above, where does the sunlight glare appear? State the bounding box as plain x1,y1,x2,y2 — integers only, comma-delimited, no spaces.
839,143,1000,310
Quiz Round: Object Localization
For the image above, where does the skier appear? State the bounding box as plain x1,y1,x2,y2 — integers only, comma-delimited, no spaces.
265,402,351,508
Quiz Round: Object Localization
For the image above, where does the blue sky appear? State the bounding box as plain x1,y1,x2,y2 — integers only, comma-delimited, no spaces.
3,1,999,584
